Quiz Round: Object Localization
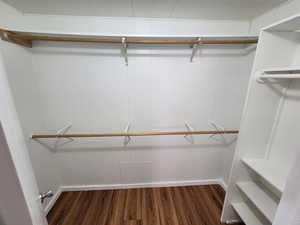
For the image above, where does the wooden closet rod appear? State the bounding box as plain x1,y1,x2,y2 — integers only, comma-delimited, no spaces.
31,130,239,139
0,30,258,47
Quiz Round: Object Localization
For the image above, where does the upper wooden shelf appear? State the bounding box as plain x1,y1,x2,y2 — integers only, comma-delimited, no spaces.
0,29,258,48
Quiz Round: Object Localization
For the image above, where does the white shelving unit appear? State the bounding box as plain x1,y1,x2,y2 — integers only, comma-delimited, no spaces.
221,13,300,225
242,158,289,194
258,67,300,80
263,67,300,74
232,203,264,225
237,182,278,222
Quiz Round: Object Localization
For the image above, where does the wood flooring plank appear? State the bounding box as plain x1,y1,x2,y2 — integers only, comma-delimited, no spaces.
141,188,160,225
154,187,179,225
208,185,225,210
47,185,244,225
60,191,92,225
53,191,82,225
170,187,192,225
106,189,127,225
81,190,114,225
190,186,219,225
124,220,143,225
47,192,78,225
180,186,208,225
202,186,224,217
124,189,142,220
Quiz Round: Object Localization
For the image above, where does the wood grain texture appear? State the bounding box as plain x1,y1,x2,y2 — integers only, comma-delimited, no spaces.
0,29,32,48
6,31,258,45
47,185,244,225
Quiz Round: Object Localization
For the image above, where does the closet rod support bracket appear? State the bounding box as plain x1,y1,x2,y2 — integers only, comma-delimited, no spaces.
190,37,202,62
209,121,226,143
0,29,32,48
54,124,74,150
184,122,194,144
124,123,131,146
122,37,128,66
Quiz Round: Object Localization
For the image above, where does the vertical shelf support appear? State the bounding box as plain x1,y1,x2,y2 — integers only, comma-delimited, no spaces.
122,37,128,66
190,37,201,62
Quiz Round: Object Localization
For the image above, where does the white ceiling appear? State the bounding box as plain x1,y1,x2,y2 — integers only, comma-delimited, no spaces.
4,0,287,20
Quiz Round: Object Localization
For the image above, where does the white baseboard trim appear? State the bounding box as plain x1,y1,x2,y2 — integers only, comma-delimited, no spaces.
60,179,227,192
219,179,228,191
44,187,62,215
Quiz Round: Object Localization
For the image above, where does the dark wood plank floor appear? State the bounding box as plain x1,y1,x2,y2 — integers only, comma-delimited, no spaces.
47,185,243,225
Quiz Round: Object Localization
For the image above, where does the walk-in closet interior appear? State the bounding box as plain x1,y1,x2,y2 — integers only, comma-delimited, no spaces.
1,0,300,225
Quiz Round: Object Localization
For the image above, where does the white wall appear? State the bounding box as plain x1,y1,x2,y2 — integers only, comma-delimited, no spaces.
0,0,255,210
0,42,47,225
250,0,300,34
0,0,61,211
0,0,252,37
0,123,33,225
15,15,253,37
0,42,62,209
5,40,251,189
0,0,23,30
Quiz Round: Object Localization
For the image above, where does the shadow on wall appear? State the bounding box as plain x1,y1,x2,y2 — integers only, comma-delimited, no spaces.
33,138,237,153
30,41,253,57
265,80,300,101
0,212,7,225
